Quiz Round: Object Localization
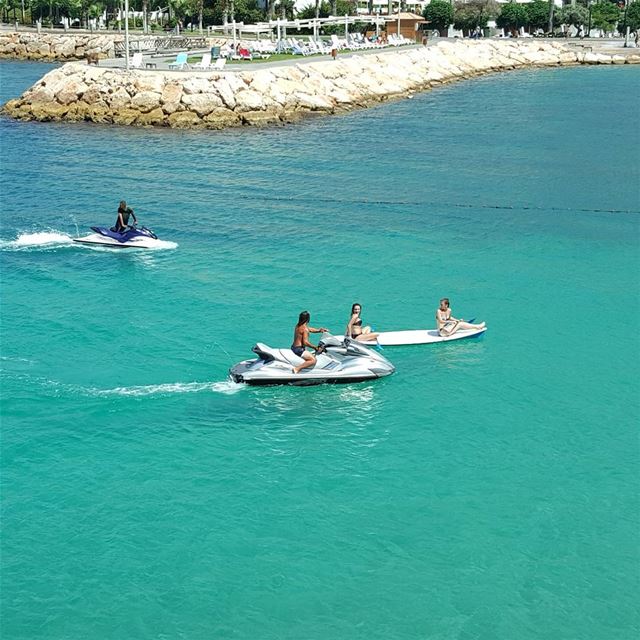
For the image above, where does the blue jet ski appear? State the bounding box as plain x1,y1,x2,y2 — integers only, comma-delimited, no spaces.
73,224,159,248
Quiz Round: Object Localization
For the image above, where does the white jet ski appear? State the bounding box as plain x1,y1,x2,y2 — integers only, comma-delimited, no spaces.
73,224,160,249
376,326,487,346
230,334,395,386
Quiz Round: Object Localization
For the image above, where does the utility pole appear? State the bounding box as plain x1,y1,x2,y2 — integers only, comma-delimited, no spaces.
125,0,130,70
623,0,630,47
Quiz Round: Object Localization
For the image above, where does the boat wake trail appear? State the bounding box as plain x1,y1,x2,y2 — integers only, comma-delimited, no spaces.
1,231,178,251
0,231,75,250
90,380,244,397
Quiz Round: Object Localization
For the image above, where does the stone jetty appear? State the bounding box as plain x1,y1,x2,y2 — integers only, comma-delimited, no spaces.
2,39,638,130
0,31,117,61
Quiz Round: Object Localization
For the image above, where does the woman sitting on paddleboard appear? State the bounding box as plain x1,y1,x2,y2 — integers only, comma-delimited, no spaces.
436,298,485,337
346,303,379,343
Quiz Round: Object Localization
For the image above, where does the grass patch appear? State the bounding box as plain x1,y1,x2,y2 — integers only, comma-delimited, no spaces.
165,52,329,66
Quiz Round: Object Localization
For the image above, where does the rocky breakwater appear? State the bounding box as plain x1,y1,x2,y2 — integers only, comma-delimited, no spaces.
3,40,638,129
0,31,117,61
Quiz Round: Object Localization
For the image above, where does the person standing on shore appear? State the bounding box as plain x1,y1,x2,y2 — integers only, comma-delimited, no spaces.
292,311,329,374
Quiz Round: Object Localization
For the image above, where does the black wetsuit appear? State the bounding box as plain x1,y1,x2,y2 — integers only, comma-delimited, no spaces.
114,207,135,233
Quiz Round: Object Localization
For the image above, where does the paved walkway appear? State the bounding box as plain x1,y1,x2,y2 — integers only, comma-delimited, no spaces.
100,43,426,72
98,37,638,73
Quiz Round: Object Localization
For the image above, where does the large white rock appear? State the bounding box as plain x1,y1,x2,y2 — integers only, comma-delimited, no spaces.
212,77,237,109
234,89,265,112
131,91,162,112
161,82,183,105
182,76,214,95
135,73,165,94
52,39,76,58
56,79,89,104
294,92,334,111
249,70,277,94
181,92,223,116
108,87,131,109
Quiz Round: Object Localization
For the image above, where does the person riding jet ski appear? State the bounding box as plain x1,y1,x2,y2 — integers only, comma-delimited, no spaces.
112,200,137,233
291,311,329,374
73,201,158,248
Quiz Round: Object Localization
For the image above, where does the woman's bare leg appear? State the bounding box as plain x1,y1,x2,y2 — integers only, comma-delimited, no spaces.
451,321,486,334
355,333,380,342
293,351,316,374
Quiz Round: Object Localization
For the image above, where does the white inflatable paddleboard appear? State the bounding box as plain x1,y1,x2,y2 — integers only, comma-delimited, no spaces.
376,327,486,346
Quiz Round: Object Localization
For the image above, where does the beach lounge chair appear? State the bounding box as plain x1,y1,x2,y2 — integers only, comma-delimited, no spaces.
330,34,345,51
231,46,252,61
212,57,226,71
193,52,211,70
252,50,271,60
168,52,190,70
290,39,310,56
130,52,143,68
309,38,331,53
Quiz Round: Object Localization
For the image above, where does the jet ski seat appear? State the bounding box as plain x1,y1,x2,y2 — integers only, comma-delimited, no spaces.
252,343,304,366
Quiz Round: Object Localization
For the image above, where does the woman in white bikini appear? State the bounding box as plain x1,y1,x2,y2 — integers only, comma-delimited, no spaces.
436,298,485,337
345,303,379,343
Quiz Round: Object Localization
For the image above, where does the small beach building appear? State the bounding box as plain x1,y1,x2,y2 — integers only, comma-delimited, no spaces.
385,12,428,42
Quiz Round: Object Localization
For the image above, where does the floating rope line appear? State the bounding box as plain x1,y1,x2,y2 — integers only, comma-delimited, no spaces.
229,192,638,216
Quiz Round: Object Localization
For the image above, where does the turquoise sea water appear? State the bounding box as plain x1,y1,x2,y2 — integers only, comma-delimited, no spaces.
1,60,639,639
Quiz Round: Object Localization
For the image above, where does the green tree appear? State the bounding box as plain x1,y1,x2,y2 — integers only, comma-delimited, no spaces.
496,2,527,34
625,0,640,31
524,0,549,31
590,0,620,34
556,2,589,34
297,0,351,19
423,0,454,36
453,0,498,35
0,0,21,22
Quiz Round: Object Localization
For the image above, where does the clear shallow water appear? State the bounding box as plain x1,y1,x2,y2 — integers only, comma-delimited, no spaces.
1,61,639,639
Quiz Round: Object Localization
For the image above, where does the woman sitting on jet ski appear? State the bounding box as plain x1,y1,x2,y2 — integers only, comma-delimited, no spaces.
113,200,137,233
292,311,329,374
346,303,379,343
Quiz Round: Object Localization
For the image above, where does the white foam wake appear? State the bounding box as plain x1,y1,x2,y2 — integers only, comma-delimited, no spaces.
1,231,177,252
145,239,178,250
91,379,243,397
1,231,74,250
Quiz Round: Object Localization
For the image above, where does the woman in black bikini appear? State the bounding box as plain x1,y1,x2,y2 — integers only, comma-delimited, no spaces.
291,311,329,374
345,303,379,343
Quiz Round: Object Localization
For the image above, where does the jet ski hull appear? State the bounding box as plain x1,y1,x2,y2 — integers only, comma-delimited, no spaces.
73,226,160,249
230,335,395,386
231,367,388,386
73,235,144,248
